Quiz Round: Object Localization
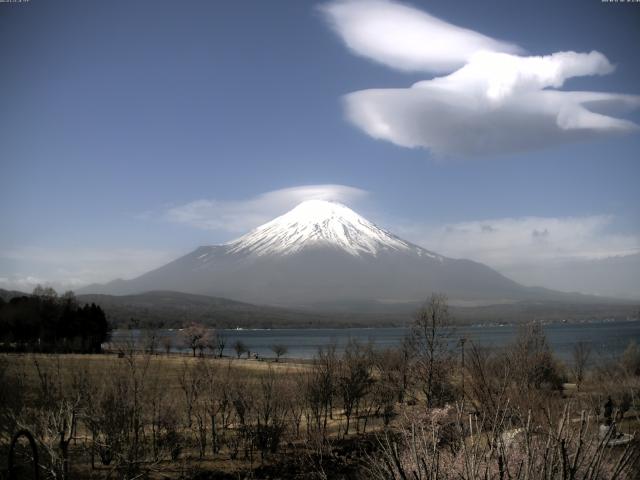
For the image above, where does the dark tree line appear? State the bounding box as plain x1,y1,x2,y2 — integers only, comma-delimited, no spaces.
0,286,110,353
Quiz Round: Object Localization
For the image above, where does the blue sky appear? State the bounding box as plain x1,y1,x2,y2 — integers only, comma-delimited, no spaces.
1,0,639,291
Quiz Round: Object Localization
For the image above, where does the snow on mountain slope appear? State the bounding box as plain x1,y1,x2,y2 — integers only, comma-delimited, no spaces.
224,200,438,258
80,200,543,305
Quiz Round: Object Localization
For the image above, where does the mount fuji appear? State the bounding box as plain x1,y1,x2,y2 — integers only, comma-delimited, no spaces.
81,200,578,307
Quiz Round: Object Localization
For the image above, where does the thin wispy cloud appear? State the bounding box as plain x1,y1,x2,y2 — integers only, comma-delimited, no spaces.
165,184,369,233
395,214,640,267
0,275,48,292
394,214,639,298
0,247,177,292
321,0,640,156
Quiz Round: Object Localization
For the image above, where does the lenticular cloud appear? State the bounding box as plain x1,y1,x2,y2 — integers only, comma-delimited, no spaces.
321,0,640,157
319,0,520,72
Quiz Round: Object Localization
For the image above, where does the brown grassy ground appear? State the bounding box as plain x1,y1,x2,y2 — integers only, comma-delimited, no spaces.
3,352,313,406
4,351,311,375
3,353,638,479
1,353,375,479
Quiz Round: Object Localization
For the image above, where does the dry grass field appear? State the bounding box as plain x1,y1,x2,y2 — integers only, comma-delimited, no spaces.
4,352,312,386
0,351,386,479
1,321,640,479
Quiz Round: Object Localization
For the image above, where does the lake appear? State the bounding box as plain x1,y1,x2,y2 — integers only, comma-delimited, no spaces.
110,319,640,364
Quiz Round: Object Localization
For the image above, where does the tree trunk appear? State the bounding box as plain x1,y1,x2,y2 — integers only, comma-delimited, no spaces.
344,411,351,436
211,414,219,454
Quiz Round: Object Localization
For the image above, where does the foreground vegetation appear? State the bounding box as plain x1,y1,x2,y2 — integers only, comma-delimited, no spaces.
1,294,639,479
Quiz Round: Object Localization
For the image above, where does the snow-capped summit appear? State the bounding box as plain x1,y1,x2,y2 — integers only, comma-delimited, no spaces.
82,200,535,306
226,200,414,257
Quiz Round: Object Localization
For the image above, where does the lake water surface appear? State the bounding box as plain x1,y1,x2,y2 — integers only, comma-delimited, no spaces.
110,319,640,364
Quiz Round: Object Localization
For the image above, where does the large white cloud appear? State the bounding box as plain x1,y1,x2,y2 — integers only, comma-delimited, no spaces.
319,0,519,72
322,0,640,156
166,184,368,232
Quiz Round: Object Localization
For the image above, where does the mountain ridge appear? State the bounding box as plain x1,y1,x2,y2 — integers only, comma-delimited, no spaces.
78,201,631,308
3,288,636,329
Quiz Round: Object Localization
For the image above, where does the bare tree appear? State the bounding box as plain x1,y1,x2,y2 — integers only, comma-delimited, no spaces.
254,367,289,460
412,293,454,408
178,360,203,429
316,343,338,436
511,323,563,391
338,340,372,436
467,342,502,405
372,346,411,425
368,402,639,480
374,340,412,405
32,284,59,301
287,373,306,438
301,345,338,443
228,376,257,463
233,340,248,359
572,341,592,390
84,352,154,478
201,361,230,455
216,331,227,358
181,323,208,357
29,356,83,480
146,368,179,462
142,329,159,355
621,340,640,376
197,332,210,357
271,344,288,362
0,357,25,445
